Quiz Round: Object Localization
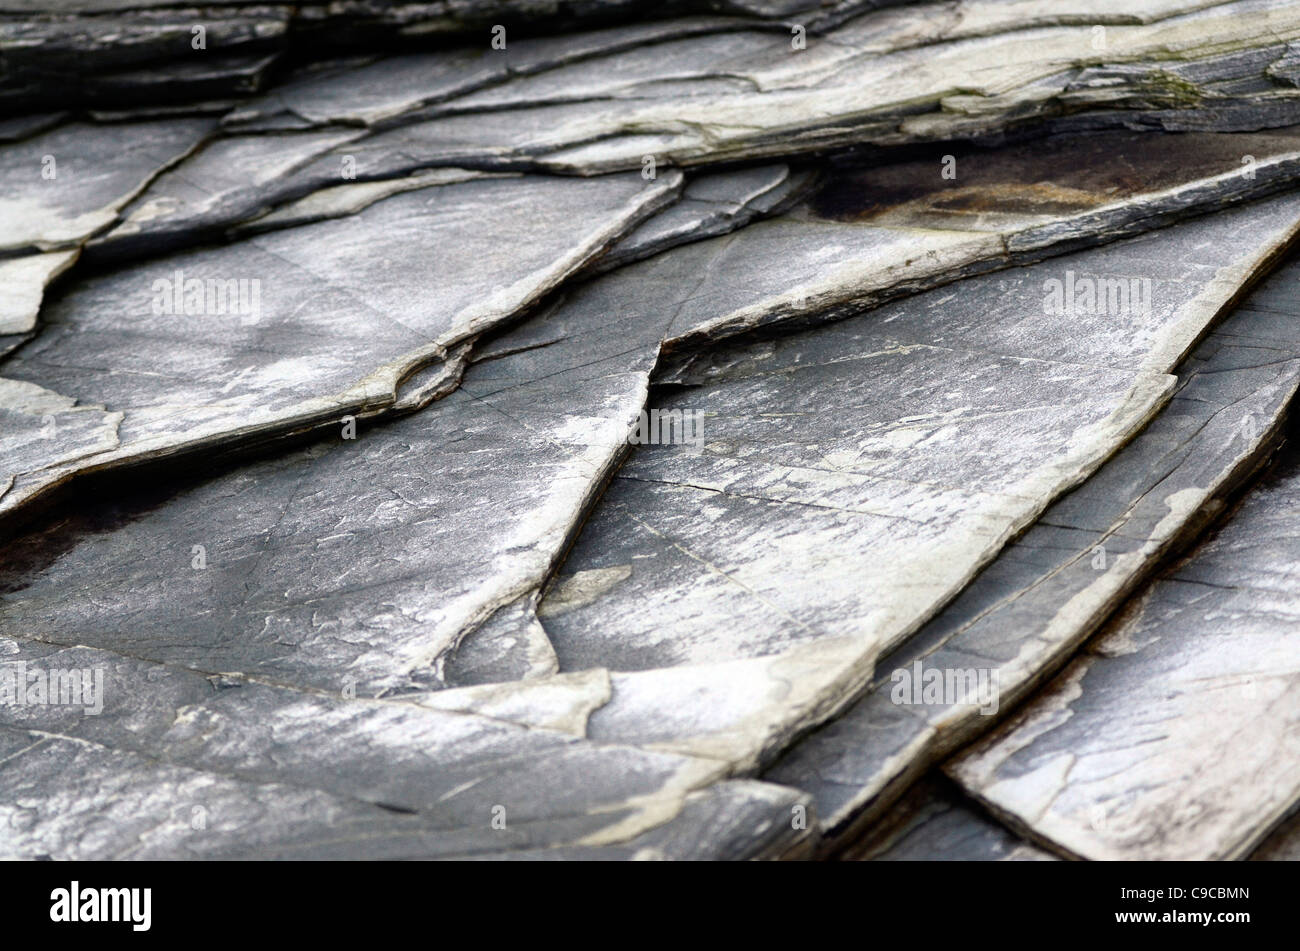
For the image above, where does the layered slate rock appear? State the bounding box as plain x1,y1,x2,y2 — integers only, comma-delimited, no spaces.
0,240,693,695
0,117,212,254
948,433,1300,860
0,170,678,525
1,0,803,114
0,207,880,738
221,0,1300,176
0,6,289,110
764,218,1300,846
85,125,367,262
0,117,211,333
8,1,1300,863
5,148,1299,853
838,777,1053,861
589,163,814,274
7,126,1290,528
0,632,820,859
38,8,1300,268
186,99,1300,261
41,0,1242,117
539,193,1300,771
220,16,752,132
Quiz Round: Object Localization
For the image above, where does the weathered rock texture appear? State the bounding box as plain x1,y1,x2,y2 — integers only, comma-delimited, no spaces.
948,433,1300,860
5,0,1300,862
766,230,1300,848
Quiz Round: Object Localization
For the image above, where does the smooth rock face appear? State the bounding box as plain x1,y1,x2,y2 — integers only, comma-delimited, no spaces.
948,434,1300,860
765,202,1300,844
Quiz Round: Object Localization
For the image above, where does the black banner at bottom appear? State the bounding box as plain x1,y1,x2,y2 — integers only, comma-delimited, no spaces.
0,858,1279,939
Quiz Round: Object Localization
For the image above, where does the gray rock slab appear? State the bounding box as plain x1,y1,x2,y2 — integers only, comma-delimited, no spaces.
225,167,506,238
838,777,1055,861
274,1,1300,175
541,351,1170,673
0,237,700,695
86,126,367,262
590,163,815,274
0,725,446,860
427,635,876,775
0,638,743,859
0,584,813,860
0,170,679,527
947,434,1300,860
0,250,78,335
0,117,212,253
222,16,751,130
0,378,121,506
591,638,876,772
542,194,1300,684
764,204,1300,846
449,780,817,860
